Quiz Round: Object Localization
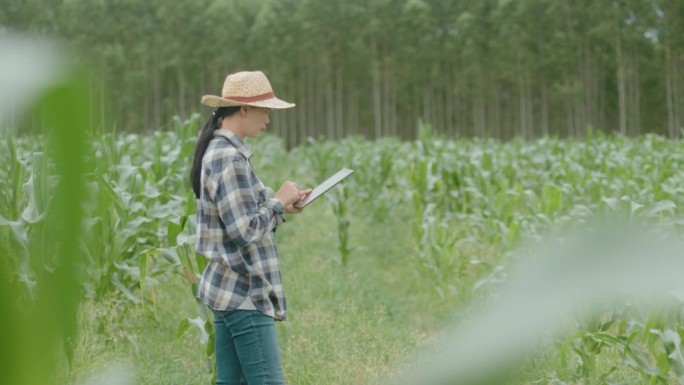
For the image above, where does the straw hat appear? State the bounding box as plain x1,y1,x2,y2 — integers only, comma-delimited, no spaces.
201,71,295,109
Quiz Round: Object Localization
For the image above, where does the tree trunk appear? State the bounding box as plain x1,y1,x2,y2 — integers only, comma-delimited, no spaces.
597,65,606,132
100,64,106,131
665,40,675,138
154,67,162,130
476,65,486,137
492,84,501,139
298,75,306,142
540,77,549,136
335,66,344,139
390,77,397,137
564,76,574,137
615,35,627,135
347,87,358,137
673,49,681,138
382,69,391,137
583,44,594,134
456,85,465,137
575,59,585,137
628,48,641,136
307,66,315,138
445,69,453,136
518,77,527,139
634,58,640,136
325,65,335,139
421,89,428,130
527,80,534,138
178,67,185,119
370,36,382,139
285,84,295,148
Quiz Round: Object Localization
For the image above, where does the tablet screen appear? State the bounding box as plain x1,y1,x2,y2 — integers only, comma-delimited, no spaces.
295,168,354,208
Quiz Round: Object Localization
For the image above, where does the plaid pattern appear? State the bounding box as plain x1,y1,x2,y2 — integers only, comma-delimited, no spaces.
195,129,288,320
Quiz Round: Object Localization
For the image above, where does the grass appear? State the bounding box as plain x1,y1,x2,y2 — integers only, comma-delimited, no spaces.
8,49,684,385
60,200,478,385
60,276,208,384
20,129,684,385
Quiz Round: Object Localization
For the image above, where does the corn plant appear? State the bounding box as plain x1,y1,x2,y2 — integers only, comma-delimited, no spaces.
9,94,684,384
146,190,217,383
1,38,92,385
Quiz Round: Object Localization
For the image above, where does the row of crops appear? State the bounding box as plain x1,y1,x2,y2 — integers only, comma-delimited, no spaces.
3,115,684,383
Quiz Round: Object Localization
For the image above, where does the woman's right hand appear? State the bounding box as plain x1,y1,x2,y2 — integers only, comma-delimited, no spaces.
275,181,307,207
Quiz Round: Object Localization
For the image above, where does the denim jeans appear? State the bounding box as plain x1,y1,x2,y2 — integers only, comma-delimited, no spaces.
213,310,285,385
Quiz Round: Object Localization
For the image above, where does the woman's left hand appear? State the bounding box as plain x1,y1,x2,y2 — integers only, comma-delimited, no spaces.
285,188,312,214
284,203,303,214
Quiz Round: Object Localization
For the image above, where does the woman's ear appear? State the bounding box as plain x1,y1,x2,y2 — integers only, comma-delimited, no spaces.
240,106,249,116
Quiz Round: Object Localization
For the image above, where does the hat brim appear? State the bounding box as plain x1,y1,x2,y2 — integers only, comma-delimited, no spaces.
201,95,295,109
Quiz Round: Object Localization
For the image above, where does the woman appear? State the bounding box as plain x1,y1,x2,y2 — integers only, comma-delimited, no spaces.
190,71,310,385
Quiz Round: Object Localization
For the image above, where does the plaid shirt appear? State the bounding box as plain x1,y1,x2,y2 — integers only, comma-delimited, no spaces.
195,129,288,320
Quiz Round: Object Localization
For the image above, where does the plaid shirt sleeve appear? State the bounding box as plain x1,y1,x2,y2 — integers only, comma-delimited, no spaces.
214,157,285,247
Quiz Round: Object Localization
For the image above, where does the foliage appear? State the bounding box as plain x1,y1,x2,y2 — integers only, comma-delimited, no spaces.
0,40,90,385
3,1,684,141
7,113,684,383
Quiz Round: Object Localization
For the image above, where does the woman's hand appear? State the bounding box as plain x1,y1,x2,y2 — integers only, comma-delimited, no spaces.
275,182,310,210
284,203,302,214
285,189,312,214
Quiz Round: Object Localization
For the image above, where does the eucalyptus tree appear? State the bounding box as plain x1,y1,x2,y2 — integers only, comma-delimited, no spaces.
5,0,683,140
659,0,684,138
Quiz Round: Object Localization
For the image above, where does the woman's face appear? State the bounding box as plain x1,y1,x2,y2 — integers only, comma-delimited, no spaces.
242,106,271,138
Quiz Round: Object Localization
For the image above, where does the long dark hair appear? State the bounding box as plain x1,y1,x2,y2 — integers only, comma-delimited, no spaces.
190,106,241,198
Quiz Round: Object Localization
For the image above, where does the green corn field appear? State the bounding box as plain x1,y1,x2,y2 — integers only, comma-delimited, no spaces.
5,110,684,384
5,38,684,385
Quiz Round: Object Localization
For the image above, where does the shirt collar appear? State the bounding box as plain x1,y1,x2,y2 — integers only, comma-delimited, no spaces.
214,129,253,160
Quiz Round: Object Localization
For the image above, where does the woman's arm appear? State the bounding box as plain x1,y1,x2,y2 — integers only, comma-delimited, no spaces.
215,158,284,246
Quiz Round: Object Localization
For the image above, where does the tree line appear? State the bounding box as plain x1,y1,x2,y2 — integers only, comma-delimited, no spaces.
2,0,683,145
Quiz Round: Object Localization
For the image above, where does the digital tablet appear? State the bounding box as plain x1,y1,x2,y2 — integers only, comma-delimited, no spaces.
295,168,354,208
